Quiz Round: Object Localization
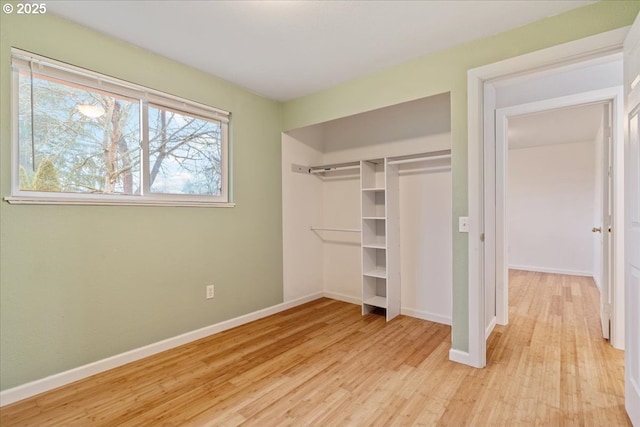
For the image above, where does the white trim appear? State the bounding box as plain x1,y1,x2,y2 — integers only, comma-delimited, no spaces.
401,307,451,325
495,88,623,117
485,316,497,339
321,293,453,325
4,196,236,208
0,293,323,407
322,291,361,305
0,291,453,406
10,48,231,206
624,14,640,425
448,349,474,365
593,274,602,292
11,48,230,120
494,86,625,349
508,265,594,277
467,27,629,370
467,66,487,370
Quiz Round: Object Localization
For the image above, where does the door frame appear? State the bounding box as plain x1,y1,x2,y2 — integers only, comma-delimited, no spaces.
492,88,624,349
623,11,640,426
465,27,629,368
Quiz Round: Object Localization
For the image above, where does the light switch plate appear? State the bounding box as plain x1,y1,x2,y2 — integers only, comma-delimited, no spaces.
459,216,469,233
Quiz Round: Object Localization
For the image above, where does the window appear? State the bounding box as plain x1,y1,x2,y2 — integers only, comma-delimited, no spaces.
9,49,231,206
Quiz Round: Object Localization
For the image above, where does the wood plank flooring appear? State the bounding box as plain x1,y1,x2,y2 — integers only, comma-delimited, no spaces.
0,270,629,426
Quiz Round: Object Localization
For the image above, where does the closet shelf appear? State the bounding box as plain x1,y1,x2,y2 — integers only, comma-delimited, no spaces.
361,187,385,192
310,226,361,232
309,162,360,174
363,243,386,249
386,149,451,166
408,166,451,173
363,296,387,309
363,268,387,279
362,216,385,221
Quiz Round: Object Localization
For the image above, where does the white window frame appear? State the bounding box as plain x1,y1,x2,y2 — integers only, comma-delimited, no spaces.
6,48,234,207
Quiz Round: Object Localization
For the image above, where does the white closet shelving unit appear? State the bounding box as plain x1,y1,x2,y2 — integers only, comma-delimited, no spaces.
359,150,449,321
361,158,400,321
303,149,450,322
283,94,453,325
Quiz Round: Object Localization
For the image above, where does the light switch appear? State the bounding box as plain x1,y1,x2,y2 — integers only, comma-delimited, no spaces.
459,216,469,233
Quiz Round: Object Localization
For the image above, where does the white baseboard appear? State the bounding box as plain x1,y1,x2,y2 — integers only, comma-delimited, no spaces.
449,348,487,368
401,307,451,325
449,349,472,365
508,264,593,277
323,294,452,326
0,293,323,407
485,316,497,339
1,291,454,406
322,291,361,305
284,291,324,305
593,275,602,292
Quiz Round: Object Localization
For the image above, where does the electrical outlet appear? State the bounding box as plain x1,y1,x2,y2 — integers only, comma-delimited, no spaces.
206,285,215,299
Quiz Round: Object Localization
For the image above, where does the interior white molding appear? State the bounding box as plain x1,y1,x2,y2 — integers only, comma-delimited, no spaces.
466,26,628,369
322,291,361,306
0,292,324,407
508,265,594,277
448,349,474,366
401,308,452,325
485,316,497,340
494,86,624,350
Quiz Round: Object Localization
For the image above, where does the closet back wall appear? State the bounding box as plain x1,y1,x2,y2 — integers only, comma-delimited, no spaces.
282,93,453,323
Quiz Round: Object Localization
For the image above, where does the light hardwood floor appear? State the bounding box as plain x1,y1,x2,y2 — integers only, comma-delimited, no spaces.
0,270,629,426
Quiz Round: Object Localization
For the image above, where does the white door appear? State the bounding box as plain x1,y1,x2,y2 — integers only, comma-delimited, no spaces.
624,11,640,427
600,102,612,340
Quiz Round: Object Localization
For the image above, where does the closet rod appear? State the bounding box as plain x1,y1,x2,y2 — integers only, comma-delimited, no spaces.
310,226,361,232
309,165,360,174
387,154,451,165
396,166,451,174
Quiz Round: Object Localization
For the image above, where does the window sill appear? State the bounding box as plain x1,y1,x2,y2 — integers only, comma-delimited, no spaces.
4,196,236,208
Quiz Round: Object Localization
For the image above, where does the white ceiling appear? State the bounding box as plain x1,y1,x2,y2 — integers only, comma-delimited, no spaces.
508,103,605,150
46,0,594,101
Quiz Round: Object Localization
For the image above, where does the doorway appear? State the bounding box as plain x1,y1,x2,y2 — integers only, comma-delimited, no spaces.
487,83,624,351
492,102,614,343
464,34,629,369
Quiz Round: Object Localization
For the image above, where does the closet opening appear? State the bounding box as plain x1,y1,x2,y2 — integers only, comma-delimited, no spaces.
282,92,453,326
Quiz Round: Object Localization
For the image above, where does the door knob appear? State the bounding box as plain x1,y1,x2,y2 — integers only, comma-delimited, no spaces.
592,227,602,233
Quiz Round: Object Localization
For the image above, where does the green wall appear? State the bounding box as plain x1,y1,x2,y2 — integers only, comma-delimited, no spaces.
0,9,283,390
282,1,639,353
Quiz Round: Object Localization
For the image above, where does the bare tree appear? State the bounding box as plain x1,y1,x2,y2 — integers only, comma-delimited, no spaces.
18,73,222,196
